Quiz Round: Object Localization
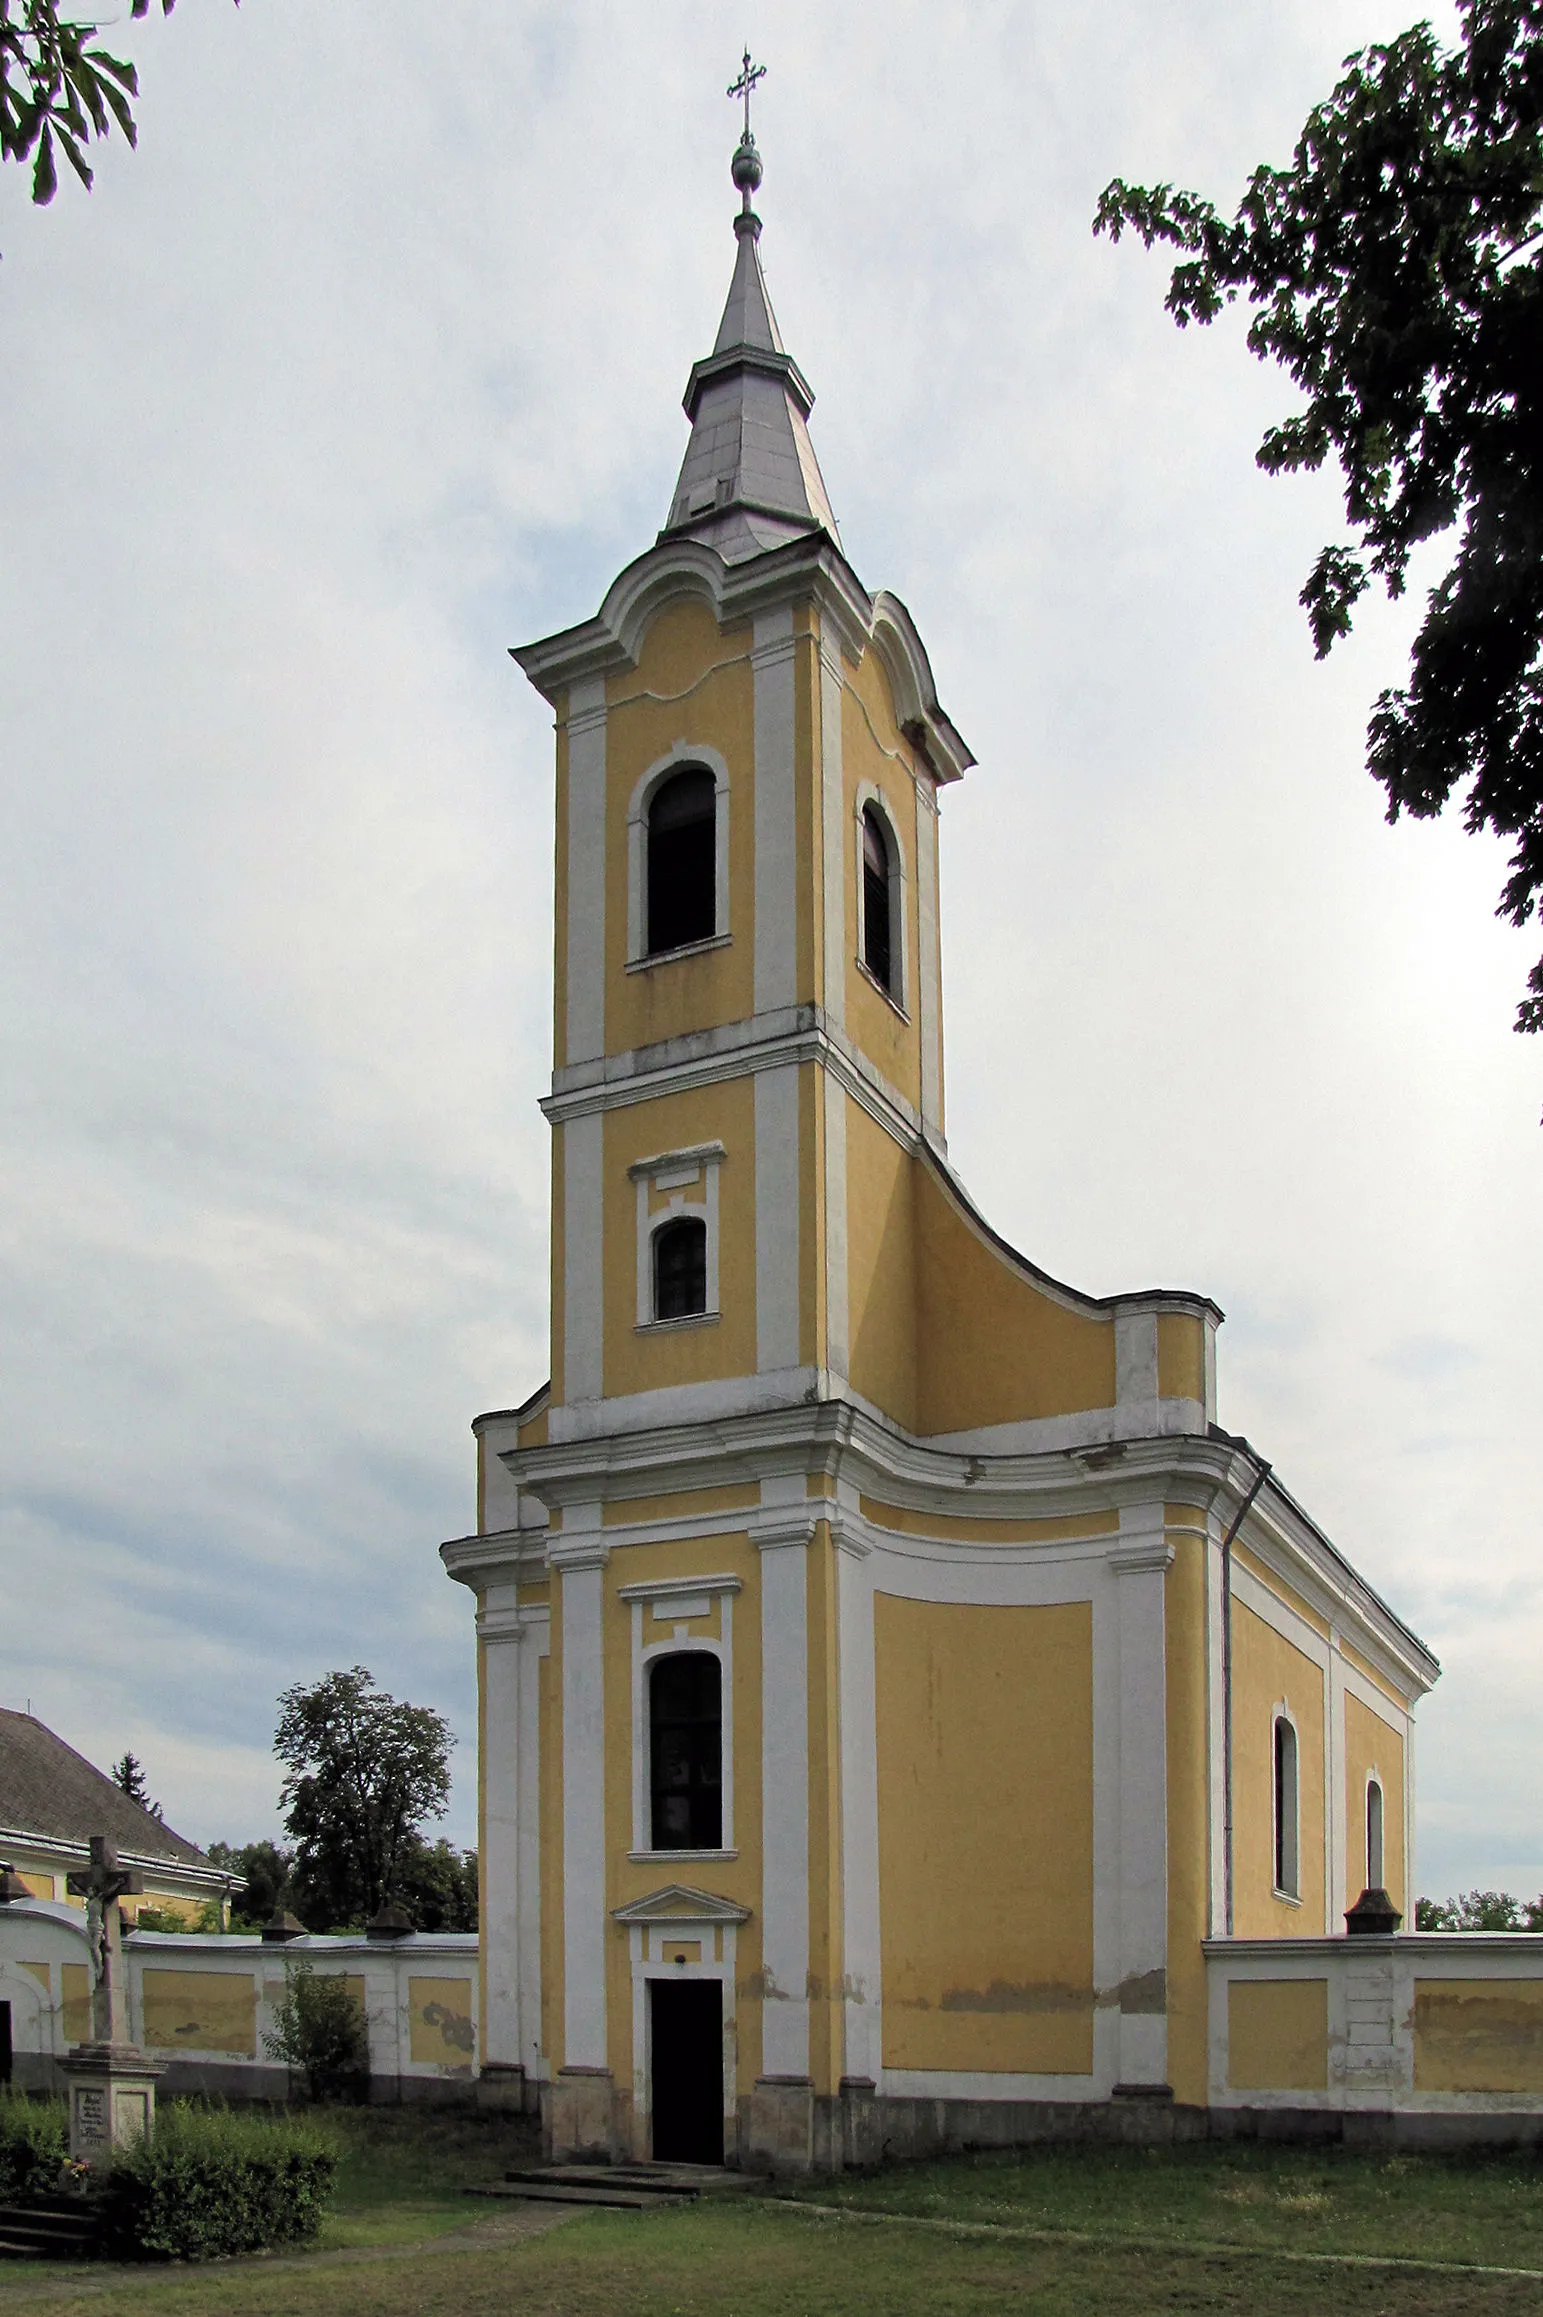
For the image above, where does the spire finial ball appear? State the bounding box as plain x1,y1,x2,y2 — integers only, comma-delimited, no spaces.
731,136,763,198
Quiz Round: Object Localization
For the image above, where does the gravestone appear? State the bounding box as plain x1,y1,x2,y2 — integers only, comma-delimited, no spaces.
59,1836,163,2164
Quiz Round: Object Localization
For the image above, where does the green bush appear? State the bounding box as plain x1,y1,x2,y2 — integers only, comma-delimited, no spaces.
103,2102,338,2261
0,2089,68,2201
262,1959,370,2101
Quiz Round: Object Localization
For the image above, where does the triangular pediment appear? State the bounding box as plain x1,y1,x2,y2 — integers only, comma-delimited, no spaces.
611,1883,751,1926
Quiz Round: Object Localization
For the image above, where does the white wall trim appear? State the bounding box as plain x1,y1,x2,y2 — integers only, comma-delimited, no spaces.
560,1553,607,2069
819,631,845,1030
752,607,798,1016
632,1144,724,1327
755,1063,801,1375
562,1112,605,1407
565,678,607,1067
627,1590,735,1858
757,1489,811,2076
852,778,909,1016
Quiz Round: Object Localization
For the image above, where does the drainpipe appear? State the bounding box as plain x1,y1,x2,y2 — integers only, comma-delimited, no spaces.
1220,1448,1271,1938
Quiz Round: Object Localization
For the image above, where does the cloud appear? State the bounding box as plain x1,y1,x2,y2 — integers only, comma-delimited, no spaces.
0,0,1534,1901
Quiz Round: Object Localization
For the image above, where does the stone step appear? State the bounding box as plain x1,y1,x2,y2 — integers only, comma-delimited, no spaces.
0,2200,101,2260
467,2179,690,2211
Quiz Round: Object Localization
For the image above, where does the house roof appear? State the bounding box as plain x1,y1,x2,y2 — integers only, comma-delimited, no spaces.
0,1709,209,1870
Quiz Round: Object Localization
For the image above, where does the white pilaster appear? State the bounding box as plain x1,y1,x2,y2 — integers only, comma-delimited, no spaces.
562,1111,604,1406
755,1065,800,1374
822,1073,848,1378
1110,1510,1173,2087
556,1516,608,2071
756,1490,812,2077
477,1595,526,2073
565,677,607,1067
819,632,845,1031
837,1504,880,2083
913,778,943,1136
1328,1633,1348,1930
752,607,798,1017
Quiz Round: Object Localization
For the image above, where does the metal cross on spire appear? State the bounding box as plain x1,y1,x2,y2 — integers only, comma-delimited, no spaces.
728,48,766,143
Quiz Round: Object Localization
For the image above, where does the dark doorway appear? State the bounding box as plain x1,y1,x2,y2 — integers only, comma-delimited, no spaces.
0,2001,11,2086
650,1978,722,2163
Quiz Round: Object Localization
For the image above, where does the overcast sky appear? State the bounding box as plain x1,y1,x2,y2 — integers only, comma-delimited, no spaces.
1,0,1536,1900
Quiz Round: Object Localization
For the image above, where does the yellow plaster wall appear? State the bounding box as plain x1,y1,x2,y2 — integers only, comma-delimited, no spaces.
16,1872,53,1900
859,1499,1116,1545
1156,1313,1206,1404
605,600,755,1051
141,1968,257,2058
17,1960,50,1990
806,1523,844,2095
1231,1600,1326,1936
1414,1981,1543,2093
841,650,923,1114
603,1483,760,1527
875,1596,1095,2074
1227,1980,1328,2091
913,1165,1116,1434
1165,1528,1212,2106
602,1533,764,2099
408,1976,475,2070
61,1963,90,2043
844,1097,918,1429
601,1078,758,1398
1345,1693,1405,1909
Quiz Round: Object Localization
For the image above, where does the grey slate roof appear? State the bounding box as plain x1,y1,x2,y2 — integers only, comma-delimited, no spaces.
0,1709,209,1869
662,210,841,565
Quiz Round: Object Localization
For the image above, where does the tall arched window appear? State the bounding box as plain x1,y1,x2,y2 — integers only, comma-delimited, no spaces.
861,804,894,993
1366,1778,1385,1890
649,1653,722,1850
653,1216,707,1321
1273,1715,1299,1898
647,767,716,955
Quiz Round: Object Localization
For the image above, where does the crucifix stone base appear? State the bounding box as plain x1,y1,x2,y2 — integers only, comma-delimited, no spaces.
60,2044,165,2165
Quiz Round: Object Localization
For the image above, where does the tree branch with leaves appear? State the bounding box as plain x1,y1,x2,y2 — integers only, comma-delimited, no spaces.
1096,0,1543,1039
1,0,232,210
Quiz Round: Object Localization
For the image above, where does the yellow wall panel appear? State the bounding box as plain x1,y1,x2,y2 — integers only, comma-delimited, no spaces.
1230,1600,1326,1936
601,1077,758,1399
142,1968,257,2058
860,1497,1115,1545
1227,1979,1328,2091
1344,1693,1405,1910
407,1976,475,2069
1156,1313,1205,1403
604,1482,759,1527
61,1963,90,2043
841,651,924,1114
876,1596,1095,2075
913,1165,1116,1433
1414,1980,1543,2093
844,1100,918,1430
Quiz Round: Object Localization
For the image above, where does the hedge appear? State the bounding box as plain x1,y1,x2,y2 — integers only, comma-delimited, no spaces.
0,2089,68,2202
103,2102,338,2260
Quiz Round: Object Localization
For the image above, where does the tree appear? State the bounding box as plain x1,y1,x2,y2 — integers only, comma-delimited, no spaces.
396,1837,478,1934
111,1751,162,1821
274,1669,454,1933
1096,1,1543,1037
262,1958,369,2101
1416,1888,1543,1929
206,1838,294,1929
3,0,175,208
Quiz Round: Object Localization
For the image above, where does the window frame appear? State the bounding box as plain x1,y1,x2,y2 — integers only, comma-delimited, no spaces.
852,781,908,1015
618,1572,740,1861
646,1649,724,1854
630,1142,724,1332
1272,1708,1301,1902
1365,1775,1385,1892
627,746,731,968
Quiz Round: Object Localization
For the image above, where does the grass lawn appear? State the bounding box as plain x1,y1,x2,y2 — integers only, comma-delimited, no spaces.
1,2199,1541,2317
773,2138,1543,2272
313,2102,540,2247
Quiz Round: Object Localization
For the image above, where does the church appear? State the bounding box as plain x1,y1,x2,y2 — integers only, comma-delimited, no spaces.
440,101,1439,2172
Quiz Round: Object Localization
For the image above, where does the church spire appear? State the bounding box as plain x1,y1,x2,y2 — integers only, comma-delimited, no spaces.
661,58,840,563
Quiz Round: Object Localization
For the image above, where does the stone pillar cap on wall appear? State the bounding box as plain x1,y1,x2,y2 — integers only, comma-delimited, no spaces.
366,1903,415,1941
260,1910,308,1942
1345,1887,1403,1936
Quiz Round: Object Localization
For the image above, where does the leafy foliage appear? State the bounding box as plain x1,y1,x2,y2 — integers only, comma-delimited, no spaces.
102,2100,337,2260
111,1750,162,1820
207,1836,295,1929
2,0,161,207
396,1835,478,1933
275,1667,454,1931
1096,0,1543,1035
0,2088,67,2202
131,1901,192,1933
262,1957,370,2102
1416,1887,1543,1928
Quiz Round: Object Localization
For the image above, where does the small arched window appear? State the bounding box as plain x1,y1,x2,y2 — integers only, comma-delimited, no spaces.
650,1652,722,1850
1366,1779,1384,1891
861,804,894,993
1273,1715,1299,1898
647,767,716,956
653,1216,707,1322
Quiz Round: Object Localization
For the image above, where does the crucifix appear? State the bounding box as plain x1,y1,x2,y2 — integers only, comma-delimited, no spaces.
727,48,766,145
66,1835,143,2048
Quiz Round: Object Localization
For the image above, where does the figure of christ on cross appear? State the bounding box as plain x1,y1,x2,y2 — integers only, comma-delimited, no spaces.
66,1835,143,2049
